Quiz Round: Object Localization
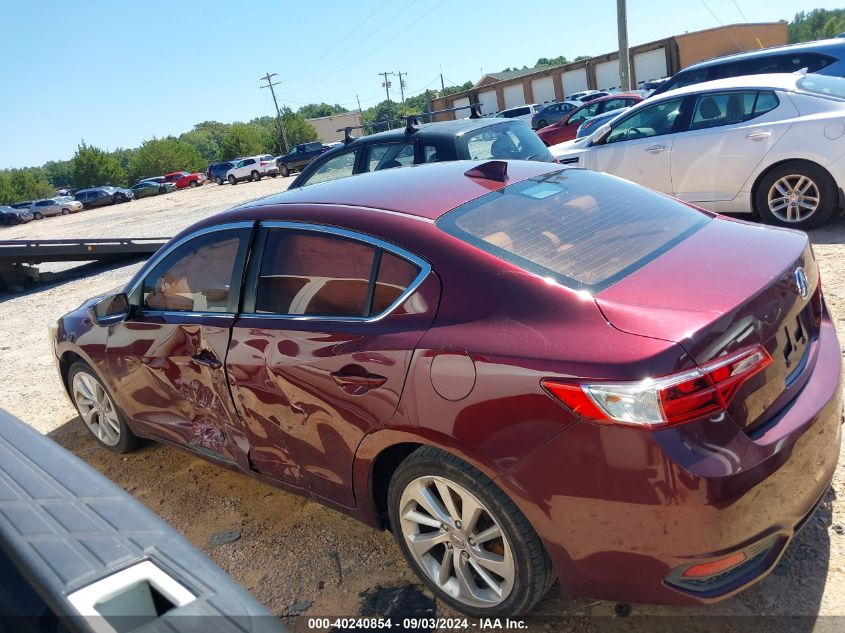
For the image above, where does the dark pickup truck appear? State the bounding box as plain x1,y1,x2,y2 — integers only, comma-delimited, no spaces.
275,142,328,177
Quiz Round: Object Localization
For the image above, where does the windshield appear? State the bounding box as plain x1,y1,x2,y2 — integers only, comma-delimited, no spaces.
437,169,709,292
797,73,845,100
462,122,552,162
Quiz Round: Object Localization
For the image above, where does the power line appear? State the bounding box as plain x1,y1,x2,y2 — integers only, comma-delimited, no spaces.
286,0,393,81
731,0,749,22
699,0,744,52
292,0,449,91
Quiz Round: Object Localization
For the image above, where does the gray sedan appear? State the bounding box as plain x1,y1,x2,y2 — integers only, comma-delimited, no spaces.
531,101,579,129
30,197,84,219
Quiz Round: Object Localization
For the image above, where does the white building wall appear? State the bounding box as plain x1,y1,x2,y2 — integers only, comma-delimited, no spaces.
633,47,669,86
477,90,499,115
562,68,588,96
595,59,621,90
503,83,526,109
530,76,556,104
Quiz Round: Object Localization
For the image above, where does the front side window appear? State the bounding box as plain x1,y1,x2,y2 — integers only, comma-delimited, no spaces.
600,98,631,113
143,230,244,312
364,142,414,172
304,150,357,186
437,169,708,292
605,98,683,143
659,66,711,93
464,123,551,161
422,144,439,163
567,102,601,125
254,229,420,317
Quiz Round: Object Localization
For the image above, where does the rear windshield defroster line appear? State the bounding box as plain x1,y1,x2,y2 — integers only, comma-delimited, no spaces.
436,169,710,293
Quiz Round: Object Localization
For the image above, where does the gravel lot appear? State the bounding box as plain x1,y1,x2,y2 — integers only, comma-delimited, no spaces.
1,180,845,631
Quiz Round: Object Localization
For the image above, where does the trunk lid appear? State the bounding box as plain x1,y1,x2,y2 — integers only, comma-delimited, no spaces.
595,217,820,433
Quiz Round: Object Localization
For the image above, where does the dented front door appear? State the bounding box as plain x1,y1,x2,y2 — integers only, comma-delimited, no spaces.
105,225,252,465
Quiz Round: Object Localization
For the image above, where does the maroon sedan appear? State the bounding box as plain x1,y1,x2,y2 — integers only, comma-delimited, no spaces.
51,159,842,616
537,93,643,146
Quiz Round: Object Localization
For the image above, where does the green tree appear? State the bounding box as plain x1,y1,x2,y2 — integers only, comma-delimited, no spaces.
0,169,55,205
71,142,126,188
279,108,319,152
789,9,845,42
297,103,346,119
218,123,273,159
127,138,205,184
43,160,74,188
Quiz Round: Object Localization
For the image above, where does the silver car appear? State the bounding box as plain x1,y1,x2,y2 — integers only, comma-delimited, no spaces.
531,101,580,129
30,197,83,219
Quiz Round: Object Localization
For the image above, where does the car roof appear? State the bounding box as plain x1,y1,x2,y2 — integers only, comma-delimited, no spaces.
237,159,562,221
652,72,804,100
344,117,517,146
684,38,845,71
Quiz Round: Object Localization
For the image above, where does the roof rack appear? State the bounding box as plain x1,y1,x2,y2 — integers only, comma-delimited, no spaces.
404,103,483,133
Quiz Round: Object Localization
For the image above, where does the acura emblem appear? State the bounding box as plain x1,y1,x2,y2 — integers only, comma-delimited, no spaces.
794,267,809,300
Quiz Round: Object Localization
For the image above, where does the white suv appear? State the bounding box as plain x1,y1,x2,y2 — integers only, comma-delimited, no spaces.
493,104,540,125
225,155,279,185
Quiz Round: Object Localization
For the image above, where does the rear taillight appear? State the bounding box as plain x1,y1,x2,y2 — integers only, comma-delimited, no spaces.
542,345,773,429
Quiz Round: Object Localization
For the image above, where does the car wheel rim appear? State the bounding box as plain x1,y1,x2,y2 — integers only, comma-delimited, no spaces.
398,476,514,609
72,372,121,447
767,174,820,223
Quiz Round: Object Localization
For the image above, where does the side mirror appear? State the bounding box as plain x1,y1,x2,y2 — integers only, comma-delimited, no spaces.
591,123,612,145
89,293,130,326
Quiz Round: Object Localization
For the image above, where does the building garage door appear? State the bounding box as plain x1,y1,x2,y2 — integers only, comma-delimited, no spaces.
633,47,668,86
452,96,471,118
478,90,499,115
531,76,556,104
562,68,588,97
503,83,526,109
596,59,620,90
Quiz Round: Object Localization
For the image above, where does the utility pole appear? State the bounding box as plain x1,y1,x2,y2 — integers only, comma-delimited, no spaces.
616,0,632,91
260,72,289,153
424,89,433,122
440,73,445,92
396,71,408,104
379,71,393,130
355,94,362,113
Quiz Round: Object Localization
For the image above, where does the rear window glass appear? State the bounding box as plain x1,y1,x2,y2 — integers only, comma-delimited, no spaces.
798,74,845,100
462,123,551,161
437,169,709,292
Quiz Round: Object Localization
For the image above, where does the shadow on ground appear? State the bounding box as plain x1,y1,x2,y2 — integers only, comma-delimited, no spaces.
48,415,834,632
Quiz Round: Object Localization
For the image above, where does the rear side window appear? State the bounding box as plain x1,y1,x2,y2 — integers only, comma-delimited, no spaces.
304,150,357,186
779,53,834,73
689,91,779,130
364,142,414,172
463,123,550,161
254,230,421,317
437,169,709,292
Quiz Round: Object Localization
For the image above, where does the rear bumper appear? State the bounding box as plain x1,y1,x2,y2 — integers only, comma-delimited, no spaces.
500,316,843,605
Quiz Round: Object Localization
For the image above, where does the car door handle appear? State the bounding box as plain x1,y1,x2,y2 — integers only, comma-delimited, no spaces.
192,349,222,369
330,370,388,392
746,131,771,140
645,145,667,153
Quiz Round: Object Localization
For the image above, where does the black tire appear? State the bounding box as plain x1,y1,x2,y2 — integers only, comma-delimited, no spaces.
251,170,261,182
754,161,837,230
67,361,141,454
536,119,548,129
387,446,555,617
61,208,70,215
228,175,237,185
34,212,43,220
189,180,198,188
215,177,223,185
280,164,290,177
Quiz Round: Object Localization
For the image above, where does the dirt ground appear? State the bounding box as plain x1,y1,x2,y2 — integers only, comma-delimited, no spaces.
1,179,845,631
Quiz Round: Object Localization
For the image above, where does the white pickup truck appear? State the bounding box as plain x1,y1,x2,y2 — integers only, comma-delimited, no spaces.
225,155,279,184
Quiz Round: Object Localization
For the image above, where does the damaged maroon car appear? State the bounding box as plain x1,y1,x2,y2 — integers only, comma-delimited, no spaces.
51,159,842,616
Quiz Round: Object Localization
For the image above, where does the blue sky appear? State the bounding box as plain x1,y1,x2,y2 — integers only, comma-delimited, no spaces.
0,0,836,168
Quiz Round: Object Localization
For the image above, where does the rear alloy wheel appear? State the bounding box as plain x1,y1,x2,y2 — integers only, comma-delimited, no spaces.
536,119,548,129
228,175,237,185
388,447,555,617
280,164,290,177
251,170,261,182
61,208,69,215
215,177,223,185
68,361,140,453
755,161,836,230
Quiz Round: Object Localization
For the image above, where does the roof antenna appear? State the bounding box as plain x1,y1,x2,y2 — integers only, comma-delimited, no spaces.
465,160,509,182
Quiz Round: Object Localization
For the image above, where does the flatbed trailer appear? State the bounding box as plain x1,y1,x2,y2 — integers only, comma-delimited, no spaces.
0,237,168,291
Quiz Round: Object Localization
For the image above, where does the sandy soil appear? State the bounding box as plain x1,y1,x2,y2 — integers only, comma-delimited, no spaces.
1,182,845,630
